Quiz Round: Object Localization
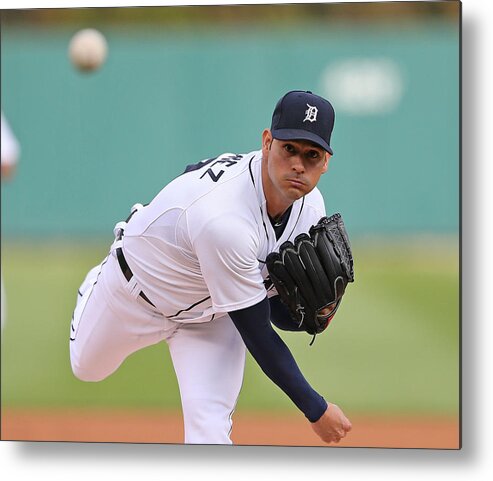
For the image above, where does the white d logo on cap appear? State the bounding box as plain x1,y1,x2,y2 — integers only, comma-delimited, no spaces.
303,104,318,123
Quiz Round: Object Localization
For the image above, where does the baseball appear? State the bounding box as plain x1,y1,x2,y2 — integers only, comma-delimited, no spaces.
68,28,108,72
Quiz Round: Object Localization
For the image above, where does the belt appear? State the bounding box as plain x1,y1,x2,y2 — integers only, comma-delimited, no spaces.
116,247,155,307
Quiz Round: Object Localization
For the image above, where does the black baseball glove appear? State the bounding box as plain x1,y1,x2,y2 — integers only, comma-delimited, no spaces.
266,213,354,339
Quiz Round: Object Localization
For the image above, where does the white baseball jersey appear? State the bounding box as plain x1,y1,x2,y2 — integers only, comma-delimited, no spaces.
1,111,20,166
123,149,326,323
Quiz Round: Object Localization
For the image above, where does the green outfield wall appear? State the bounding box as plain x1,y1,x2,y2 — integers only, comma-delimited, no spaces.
1,19,459,238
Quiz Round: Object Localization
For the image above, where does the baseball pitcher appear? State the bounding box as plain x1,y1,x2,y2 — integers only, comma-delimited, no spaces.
70,90,354,445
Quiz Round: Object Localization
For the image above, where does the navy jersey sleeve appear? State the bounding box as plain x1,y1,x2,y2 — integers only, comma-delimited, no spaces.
228,296,327,422
268,295,305,332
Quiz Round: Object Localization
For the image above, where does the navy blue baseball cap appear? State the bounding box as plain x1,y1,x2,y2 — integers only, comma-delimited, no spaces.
271,90,335,155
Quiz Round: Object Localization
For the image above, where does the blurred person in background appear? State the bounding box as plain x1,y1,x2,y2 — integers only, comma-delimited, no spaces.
1,110,21,331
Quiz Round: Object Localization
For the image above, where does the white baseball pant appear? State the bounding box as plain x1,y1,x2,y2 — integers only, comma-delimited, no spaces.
69,247,246,444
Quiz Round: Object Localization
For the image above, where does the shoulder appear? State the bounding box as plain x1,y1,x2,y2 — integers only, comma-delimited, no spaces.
302,187,326,219
185,152,260,228
182,152,253,187
305,186,325,207
287,187,326,235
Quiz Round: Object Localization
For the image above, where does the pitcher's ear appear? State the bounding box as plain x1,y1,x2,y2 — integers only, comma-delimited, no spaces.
262,129,273,150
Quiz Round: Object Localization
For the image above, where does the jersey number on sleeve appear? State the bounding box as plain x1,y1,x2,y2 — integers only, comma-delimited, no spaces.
183,154,243,183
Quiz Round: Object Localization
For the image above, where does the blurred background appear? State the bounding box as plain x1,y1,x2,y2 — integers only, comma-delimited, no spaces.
1,2,460,447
